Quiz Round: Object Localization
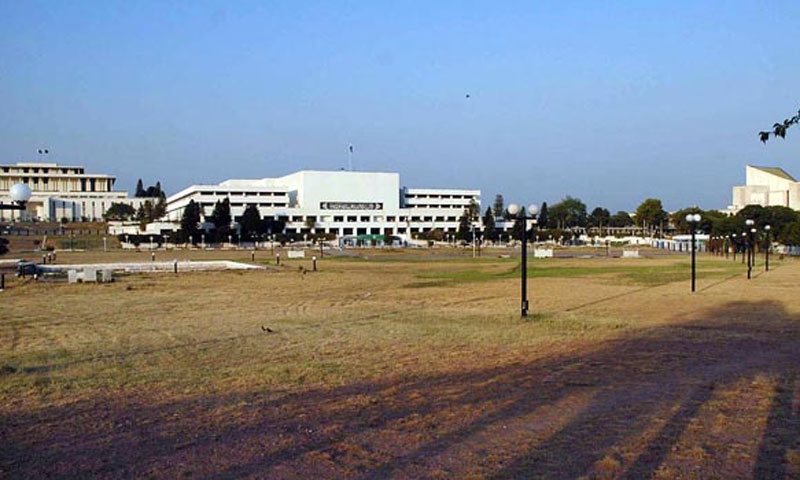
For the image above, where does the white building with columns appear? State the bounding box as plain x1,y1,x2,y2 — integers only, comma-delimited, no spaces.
0,162,154,222
166,170,480,237
730,165,800,213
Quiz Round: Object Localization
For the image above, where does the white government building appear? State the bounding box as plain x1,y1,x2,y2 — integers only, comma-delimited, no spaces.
0,161,153,222
730,165,800,213
166,170,481,237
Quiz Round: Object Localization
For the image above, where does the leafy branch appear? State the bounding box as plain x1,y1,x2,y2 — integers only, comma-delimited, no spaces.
759,106,800,143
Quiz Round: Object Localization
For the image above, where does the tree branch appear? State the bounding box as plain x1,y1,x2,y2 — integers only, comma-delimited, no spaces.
759,106,800,143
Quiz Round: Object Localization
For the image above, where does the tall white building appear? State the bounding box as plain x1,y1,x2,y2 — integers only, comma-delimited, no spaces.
166,170,480,237
0,162,153,222
730,165,800,213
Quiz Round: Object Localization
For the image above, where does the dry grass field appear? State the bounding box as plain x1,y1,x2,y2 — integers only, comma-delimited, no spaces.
2,248,799,479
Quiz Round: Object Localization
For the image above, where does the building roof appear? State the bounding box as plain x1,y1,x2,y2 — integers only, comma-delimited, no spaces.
750,165,797,182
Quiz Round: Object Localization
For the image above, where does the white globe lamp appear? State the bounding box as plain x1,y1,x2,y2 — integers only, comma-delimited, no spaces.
9,183,32,204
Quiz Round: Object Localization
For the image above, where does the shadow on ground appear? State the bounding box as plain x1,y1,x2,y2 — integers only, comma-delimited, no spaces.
3,300,800,479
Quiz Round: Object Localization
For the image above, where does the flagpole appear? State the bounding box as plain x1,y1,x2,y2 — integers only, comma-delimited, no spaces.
348,144,353,171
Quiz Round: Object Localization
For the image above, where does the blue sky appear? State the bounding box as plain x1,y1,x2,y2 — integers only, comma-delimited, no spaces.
1,1,799,212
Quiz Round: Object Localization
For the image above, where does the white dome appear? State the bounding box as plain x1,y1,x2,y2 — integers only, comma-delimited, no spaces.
9,183,32,203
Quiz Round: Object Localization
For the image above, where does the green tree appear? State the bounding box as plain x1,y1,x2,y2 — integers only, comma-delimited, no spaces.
588,207,610,234
137,200,154,229
103,202,137,221
457,209,473,242
609,211,634,228
240,204,263,240
135,179,145,197
210,198,232,241
466,198,480,220
538,202,548,230
482,206,497,241
179,200,201,244
151,197,166,219
781,221,800,246
492,194,505,218
671,207,725,234
635,198,668,235
264,217,286,235
549,196,587,229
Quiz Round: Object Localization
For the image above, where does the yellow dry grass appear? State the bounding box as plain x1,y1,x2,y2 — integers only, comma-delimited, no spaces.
1,249,798,479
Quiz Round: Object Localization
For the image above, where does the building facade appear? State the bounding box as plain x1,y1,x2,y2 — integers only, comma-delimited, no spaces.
730,165,800,213
0,162,153,222
166,170,480,237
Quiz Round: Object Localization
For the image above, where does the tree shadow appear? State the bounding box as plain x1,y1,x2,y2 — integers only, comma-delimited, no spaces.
2,300,800,479
753,373,800,480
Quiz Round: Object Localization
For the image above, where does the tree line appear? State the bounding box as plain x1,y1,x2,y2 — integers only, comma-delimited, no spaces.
134,179,166,198
455,194,648,243
177,199,292,244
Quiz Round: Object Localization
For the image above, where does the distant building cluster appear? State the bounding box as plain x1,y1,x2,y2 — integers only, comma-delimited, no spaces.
7,158,798,238
0,162,153,222
729,165,800,213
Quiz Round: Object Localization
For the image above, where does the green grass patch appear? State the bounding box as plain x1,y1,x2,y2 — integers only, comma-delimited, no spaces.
406,259,745,288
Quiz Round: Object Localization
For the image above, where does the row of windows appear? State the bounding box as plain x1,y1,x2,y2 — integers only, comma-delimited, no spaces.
282,226,459,235
1,167,84,174
10,177,104,193
285,215,460,223
198,190,286,197
403,203,471,209
200,202,288,208
405,193,476,200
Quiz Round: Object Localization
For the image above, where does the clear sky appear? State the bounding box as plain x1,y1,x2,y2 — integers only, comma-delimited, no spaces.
1,1,799,212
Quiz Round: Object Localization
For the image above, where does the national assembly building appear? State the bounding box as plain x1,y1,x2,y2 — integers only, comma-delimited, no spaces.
166,170,481,237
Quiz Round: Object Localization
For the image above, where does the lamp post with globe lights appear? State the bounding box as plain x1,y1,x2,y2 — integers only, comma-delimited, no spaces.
745,219,755,279
725,235,730,259
686,213,701,292
0,183,33,219
507,203,539,317
764,225,771,271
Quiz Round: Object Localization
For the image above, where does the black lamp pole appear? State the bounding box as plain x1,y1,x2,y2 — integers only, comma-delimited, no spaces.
765,226,771,271
746,234,752,279
747,233,751,279
509,204,539,318
690,224,697,292
685,213,700,292
521,216,528,317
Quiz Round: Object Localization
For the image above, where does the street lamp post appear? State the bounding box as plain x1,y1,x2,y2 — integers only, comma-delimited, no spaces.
765,225,771,271
745,219,755,279
508,203,539,317
0,183,32,217
741,231,747,265
686,213,701,292
732,234,737,262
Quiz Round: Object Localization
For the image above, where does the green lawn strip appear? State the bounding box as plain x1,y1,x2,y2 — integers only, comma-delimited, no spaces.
407,259,746,288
